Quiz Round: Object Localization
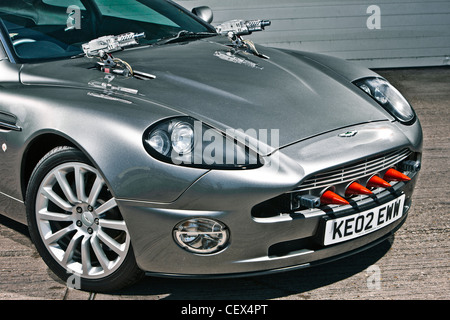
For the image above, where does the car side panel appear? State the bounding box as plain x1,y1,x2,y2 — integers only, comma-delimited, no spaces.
0,83,209,223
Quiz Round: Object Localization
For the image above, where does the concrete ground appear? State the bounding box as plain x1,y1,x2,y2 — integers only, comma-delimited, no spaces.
0,67,449,300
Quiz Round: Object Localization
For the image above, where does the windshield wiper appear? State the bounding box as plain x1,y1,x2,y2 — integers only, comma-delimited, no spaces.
154,30,217,45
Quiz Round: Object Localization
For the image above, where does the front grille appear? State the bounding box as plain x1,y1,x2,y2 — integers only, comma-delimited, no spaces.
291,148,412,193
252,148,417,219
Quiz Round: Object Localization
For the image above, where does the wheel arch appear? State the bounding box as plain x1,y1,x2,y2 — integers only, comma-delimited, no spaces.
21,132,80,200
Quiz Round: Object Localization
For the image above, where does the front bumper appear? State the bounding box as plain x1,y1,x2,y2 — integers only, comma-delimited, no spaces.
118,172,417,277
117,121,422,277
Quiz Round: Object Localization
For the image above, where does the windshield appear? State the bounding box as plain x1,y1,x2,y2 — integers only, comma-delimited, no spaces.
0,0,215,62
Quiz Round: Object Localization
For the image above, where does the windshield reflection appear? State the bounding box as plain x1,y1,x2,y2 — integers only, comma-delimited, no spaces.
0,0,215,62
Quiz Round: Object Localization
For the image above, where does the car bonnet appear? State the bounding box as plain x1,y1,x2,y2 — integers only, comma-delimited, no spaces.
19,37,391,150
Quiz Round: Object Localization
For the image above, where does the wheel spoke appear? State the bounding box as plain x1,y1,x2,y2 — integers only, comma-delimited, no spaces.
61,231,83,265
99,219,127,231
96,198,117,215
43,224,75,245
81,236,92,275
74,165,88,203
88,176,104,206
38,209,73,222
54,170,78,205
42,187,72,212
91,236,110,271
97,229,126,255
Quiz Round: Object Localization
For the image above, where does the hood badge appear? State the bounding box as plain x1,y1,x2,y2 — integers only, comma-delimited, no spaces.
338,131,358,138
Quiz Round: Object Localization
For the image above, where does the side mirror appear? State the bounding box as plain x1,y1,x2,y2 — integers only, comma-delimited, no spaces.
192,6,213,24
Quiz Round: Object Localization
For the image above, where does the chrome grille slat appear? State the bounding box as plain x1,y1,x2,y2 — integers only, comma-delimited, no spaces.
292,149,412,192
310,151,409,183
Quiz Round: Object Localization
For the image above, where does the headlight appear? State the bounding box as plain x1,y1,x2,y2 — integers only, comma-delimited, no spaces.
148,129,171,156
171,121,194,154
143,117,262,169
354,77,416,124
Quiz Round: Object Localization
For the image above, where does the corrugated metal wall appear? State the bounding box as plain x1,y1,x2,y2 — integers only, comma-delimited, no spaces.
176,0,450,68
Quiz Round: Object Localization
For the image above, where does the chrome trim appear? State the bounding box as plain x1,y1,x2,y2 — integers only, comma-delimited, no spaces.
0,191,24,204
292,149,412,192
0,120,21,131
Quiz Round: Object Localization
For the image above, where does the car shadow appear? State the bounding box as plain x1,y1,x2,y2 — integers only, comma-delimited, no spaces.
113,237,394,300
0,214,30,243
0,213,393,300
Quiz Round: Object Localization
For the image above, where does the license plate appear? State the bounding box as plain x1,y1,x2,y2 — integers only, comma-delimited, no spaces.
323,194,406,246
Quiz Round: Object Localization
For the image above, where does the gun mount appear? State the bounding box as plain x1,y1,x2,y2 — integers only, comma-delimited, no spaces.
215,19,271,59
82,32,150,78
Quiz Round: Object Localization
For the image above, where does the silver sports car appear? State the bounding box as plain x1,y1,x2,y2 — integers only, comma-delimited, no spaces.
0,0,422,292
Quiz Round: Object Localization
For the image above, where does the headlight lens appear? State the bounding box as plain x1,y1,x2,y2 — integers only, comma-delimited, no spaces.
148,129,171,156
143,117,262,169
354,77,415,124
171,122,194,155
173,218,229,254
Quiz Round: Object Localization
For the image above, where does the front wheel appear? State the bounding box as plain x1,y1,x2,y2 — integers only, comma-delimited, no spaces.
26,146,143,292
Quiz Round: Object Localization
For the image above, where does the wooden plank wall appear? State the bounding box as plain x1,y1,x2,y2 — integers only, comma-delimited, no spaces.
175,0,450,68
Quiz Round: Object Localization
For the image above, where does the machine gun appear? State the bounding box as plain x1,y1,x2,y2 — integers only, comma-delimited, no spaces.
82,32,146,76
82,32,145,57
215,20,271,59
215,19,271,36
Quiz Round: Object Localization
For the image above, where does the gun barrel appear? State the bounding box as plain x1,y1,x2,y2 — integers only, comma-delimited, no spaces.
133,32,146,40
260,20,271,28
117,32,146,43
245,19,271,33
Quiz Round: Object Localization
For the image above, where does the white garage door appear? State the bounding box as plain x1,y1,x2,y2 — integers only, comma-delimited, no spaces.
176,0,450,68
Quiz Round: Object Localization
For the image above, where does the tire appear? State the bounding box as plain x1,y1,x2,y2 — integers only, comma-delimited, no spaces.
26,146,143,292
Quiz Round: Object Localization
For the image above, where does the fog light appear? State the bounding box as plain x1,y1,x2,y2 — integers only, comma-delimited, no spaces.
173,218,229,254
